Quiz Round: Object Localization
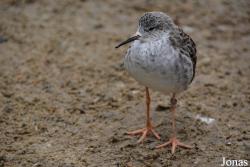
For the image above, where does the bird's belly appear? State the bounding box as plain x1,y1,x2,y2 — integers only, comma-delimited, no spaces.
124,54,192,94
127,67,181,94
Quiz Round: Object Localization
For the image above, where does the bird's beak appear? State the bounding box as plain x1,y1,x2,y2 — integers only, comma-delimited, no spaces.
115,32,141,48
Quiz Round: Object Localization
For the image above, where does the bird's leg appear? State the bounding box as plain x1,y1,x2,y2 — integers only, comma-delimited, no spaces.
127,87,160,143
156,94,192,153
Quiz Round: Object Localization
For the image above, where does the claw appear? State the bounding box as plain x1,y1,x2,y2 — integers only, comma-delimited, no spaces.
156,137,192,154
127,125,160,143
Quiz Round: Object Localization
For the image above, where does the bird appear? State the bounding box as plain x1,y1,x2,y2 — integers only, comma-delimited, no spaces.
115,12,197,154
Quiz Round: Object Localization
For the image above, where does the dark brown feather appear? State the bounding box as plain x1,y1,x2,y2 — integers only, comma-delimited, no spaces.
169,27,197,82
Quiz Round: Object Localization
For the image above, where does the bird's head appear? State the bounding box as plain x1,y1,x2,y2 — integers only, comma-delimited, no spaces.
116,12,175,48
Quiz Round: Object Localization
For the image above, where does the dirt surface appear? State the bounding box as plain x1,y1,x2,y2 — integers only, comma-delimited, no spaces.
0,0,250,166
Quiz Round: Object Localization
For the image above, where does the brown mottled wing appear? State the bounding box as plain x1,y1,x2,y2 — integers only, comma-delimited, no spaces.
169,27,197,83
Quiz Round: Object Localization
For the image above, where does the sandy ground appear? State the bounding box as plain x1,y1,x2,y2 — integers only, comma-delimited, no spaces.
0,0,250,166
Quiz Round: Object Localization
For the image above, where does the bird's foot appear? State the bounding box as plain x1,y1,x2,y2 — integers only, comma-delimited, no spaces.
127,124,160,143
156,136,192,154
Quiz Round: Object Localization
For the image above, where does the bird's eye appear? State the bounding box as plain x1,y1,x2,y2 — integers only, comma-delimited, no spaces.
148,27,155,31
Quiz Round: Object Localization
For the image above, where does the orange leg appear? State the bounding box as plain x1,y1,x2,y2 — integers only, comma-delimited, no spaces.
156,94,192,153
127,87,160,143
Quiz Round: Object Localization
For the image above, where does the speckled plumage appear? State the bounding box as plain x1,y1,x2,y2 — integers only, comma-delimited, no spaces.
124,12,197,94
116,12,197,149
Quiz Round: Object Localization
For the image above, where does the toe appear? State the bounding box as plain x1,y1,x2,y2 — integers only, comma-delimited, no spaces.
156,140,171,149
151,129,161,140
127,128,145,135
171,140,177,154
137,130,148,143
177,141,192,148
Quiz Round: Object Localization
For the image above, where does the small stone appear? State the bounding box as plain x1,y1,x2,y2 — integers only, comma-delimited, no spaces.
1,91,13,98
93,23,104,29
0,36,8,44
156,104,170,111
2,105,13,113
232,102,238,107
109,136,119,143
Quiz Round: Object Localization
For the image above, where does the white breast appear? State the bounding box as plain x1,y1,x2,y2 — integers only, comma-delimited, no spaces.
124,34,193,94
